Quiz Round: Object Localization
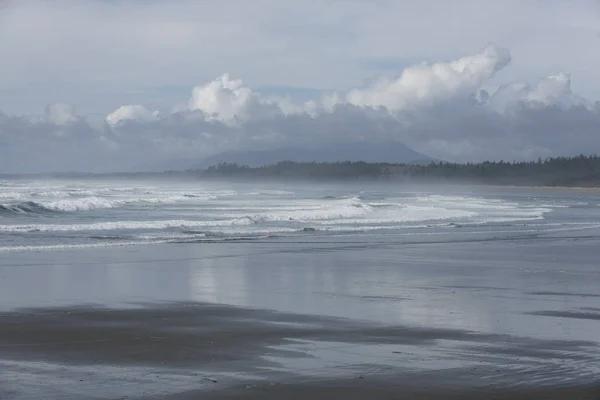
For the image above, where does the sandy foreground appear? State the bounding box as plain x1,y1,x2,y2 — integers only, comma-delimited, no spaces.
0,302,599,399
1,232,600,399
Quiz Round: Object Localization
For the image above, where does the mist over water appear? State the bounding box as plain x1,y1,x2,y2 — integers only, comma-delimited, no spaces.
0,179,598,252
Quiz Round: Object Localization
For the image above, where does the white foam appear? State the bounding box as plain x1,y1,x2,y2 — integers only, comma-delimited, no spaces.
0,192,28,200
1,194,214,212
250,198,371,222
0,218,256,233
40,197,126,211
248,189,296,196
1,180,571,254
0,193,554,232
0,240,165,253
0,182,231,212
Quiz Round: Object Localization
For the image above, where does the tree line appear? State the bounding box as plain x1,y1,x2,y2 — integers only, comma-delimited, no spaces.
201,155,600,186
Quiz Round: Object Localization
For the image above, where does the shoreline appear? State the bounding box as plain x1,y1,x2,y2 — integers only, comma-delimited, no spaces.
3,173,600,190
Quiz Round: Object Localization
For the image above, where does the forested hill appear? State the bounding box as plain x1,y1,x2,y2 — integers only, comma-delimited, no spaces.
202,155,600,186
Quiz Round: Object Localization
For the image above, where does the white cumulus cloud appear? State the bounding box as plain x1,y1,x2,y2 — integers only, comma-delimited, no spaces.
182,73,311,123
2,43,600,173
187,74,255,122
151,44,516,125
343,44,511,112
489,72,575,112
106,105,160,126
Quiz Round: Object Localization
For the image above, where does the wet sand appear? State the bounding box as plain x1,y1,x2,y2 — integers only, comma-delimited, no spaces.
1,231,600,398
1,303,599,399
183,381,600,400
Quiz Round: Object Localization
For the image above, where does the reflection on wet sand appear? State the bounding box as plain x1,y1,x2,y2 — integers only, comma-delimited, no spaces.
0,230,600,398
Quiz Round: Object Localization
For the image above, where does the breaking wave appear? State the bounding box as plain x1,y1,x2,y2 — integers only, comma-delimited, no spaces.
0,195,212,214
0,201,57,215
2,179,575,252
242,197,372,223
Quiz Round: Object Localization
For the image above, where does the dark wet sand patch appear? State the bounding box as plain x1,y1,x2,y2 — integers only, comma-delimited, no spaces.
1,303,600,399
581,307,600,312
154,379,600,400
527,291,600,298
311,292,409,301
527,310,600,321
443,285,512,291
2,302,597,369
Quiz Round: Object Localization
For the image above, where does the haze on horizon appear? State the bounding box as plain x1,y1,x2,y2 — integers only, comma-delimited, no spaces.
1,0,600,173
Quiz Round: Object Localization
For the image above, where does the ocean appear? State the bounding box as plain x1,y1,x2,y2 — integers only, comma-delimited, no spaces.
1,178,598,252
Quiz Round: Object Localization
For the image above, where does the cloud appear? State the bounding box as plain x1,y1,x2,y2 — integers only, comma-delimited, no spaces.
106,105,160,126
186,74,256,122
1,43,600,172
344,44,511,111
527,72,572,105
181,73,315,123
489,72,577,112
1,0,600,116
45,103,79,125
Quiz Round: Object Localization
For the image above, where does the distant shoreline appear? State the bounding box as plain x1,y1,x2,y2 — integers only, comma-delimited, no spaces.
3,155,600,188
4,171,600,190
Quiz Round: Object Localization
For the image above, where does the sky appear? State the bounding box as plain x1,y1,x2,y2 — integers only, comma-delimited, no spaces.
1,0,600,172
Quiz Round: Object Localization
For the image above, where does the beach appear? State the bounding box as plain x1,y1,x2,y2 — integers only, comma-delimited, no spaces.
1,180,600,398
2,233,600,399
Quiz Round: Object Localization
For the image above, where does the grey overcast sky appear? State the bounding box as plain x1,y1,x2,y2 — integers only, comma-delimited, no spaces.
1,0,600,172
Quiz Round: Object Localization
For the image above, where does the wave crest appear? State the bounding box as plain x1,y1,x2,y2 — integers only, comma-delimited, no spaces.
0,201,57,215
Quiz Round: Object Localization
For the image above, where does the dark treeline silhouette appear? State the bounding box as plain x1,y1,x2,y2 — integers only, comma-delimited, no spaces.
202,155,600,186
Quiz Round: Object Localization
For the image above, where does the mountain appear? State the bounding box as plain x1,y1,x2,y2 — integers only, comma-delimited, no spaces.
195,141,435,169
